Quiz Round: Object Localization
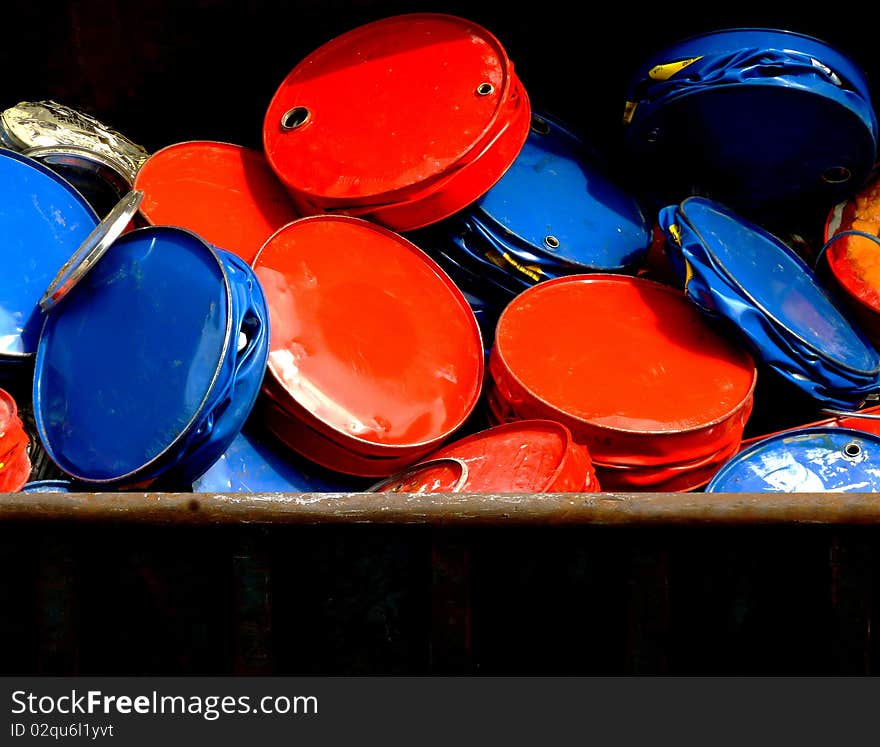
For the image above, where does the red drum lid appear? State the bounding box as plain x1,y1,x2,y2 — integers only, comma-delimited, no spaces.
134,141,299,264
492,274,757,434
263,13,519,206
428,420,592,493
254,215,484,450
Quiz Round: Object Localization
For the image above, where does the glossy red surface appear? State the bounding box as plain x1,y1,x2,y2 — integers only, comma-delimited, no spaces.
492,275,756,433
253,215,484,453
823,180,880,342
426,420,597,493
0,388,30,492
134,141,299,264
262,13,530,230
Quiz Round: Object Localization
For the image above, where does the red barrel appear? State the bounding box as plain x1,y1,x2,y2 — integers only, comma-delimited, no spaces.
371,420,600,493
262,13,531,232
0,388,30,492
252,215,485,475
134,141,300,264
823,173,880,344
487,274,758,492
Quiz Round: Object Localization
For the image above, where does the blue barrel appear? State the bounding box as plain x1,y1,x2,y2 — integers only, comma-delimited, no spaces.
33,225,270,489
19,479,74,493
706,426,880,492
0,149,99,371
413,110,651,303
658,196,880,411
624,28,878,216
193,421,371,493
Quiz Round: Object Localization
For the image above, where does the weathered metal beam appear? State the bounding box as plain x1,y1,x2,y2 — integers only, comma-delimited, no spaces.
3,491,880,525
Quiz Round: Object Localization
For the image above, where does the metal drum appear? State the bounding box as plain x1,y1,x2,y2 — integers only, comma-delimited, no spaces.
415,110,651,302
487,274,757,492
0,100,148,180
33,224,270,489
262,13,531,232
193,420,371,493
0,149,99,374
252,215,485,476
134,141,300,264
822,172,880,344
369,420,599,494
706,426,880,492
623,28,878,217
0,387,30,492
658,196,880,410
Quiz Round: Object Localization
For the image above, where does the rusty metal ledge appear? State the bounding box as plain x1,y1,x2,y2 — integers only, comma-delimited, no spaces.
2,491,880,525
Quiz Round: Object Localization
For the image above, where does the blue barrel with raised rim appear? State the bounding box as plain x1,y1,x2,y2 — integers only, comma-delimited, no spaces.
33,225,271,489
623,28,878,217
413,110,651,305
706,426,880,492
658,196,880,411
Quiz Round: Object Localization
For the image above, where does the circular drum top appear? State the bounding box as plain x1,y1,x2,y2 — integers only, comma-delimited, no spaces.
429,420,580,492
253,215,484,449
493,274,757,433
474,113,650,271
681,197,879,373
263,13,515,203
35,227,231,482
706,426,880,492
0,149,98,357
134,141,300,264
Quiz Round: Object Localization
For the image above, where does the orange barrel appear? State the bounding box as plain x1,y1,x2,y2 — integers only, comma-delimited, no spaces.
487,274,757,492
252,215,485,476
0,388,31,492
822,172,880,344
369,420,599,493
134,141,300,264
262,13,530,232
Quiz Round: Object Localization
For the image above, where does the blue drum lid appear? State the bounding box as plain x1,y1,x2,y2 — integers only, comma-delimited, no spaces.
628,29,874,103
34,227,232,482
0,149,98,357
192,421,370,493
706,426,880,492
672,196,880,376
623,29,878,213
473,112,650,272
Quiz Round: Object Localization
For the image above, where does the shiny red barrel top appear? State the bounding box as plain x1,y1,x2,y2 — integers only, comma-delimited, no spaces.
134,141,300,264
262,13,530,231
488,274,758,491
823,173,880,343
253,215,485,471
0,387,30,492
372,420,599,493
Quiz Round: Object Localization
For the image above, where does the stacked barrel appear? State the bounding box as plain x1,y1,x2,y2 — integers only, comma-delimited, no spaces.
4,18,880,495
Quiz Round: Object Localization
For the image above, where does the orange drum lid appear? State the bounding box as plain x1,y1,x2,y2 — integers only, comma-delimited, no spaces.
134,141,299,264
824,174,880,312
492,274,757,434
253,215,484,450
263,13,517,205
